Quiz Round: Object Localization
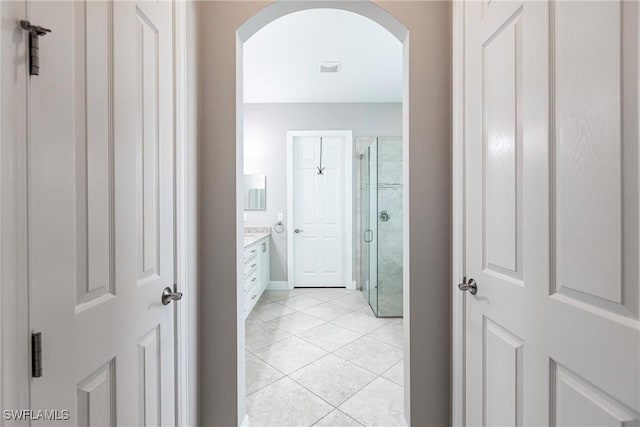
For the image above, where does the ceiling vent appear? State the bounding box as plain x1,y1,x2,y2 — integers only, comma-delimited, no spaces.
319,62,341,73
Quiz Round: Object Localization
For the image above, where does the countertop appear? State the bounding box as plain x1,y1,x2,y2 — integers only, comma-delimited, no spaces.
244,227,271,247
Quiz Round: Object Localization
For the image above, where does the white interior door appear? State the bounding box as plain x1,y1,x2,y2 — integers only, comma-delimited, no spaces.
28,1,177,425
292,133,349,287
462,1,639,425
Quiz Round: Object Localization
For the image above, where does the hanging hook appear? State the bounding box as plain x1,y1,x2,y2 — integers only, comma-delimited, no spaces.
317,137,326,175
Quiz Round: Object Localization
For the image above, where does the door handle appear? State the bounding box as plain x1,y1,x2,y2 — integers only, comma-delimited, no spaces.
294,228,304,234
162,286,183,305
458,277,477,295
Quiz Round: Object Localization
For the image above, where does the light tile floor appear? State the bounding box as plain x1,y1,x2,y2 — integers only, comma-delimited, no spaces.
246,288,405,427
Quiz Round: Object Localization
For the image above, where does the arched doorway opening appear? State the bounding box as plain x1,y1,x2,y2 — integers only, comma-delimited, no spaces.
197,2,452,425
237,3,409,425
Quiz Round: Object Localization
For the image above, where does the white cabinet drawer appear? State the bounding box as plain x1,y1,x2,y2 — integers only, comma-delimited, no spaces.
244,259,258,277
245,288,260,314
244,271,258,292
243,236,270,318
244,245,259,262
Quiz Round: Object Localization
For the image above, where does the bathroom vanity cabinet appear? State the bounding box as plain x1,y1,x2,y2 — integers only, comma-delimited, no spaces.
243,236,270,317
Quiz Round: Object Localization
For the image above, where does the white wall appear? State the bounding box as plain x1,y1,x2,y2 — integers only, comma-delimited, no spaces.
243,102,402,281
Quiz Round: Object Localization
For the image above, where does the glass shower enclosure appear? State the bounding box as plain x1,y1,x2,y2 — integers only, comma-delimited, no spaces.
358,137,403,317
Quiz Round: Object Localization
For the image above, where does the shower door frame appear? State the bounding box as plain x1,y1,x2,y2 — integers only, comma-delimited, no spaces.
359,140,379,313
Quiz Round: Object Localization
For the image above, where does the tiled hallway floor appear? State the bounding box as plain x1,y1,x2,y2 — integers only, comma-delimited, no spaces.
245,288,405,427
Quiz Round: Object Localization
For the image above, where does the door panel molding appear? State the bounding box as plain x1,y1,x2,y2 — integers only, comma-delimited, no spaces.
550,360,639,426
549,0,638,321
77,358,116,427
75,0,117,312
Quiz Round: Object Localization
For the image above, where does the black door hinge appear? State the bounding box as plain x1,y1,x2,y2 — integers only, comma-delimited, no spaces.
32,332,42,378
19,20,52,76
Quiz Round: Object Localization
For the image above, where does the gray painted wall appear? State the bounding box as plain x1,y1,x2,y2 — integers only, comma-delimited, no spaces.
243,102,402,282
199,2,451,426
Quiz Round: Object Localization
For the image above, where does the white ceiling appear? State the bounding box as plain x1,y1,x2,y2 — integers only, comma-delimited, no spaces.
243,9,402,104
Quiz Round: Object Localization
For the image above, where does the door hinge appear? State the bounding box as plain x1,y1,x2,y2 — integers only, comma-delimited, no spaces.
32,332,42,378
19,20,52,76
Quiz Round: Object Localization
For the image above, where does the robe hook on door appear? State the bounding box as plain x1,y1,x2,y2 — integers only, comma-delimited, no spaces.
317,137,326,175
19,20,52,76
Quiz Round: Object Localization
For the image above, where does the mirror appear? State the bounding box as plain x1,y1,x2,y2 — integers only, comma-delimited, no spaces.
244,174,266,210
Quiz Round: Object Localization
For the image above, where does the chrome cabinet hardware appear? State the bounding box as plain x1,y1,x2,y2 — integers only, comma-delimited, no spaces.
294,228,304,233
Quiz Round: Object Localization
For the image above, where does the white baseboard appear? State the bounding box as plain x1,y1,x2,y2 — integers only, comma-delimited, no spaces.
267,281,289,290
270,280,358,290
241,414,250,427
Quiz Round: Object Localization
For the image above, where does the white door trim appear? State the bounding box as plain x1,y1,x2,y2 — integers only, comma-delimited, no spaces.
286,130,354,290
1,0,31,413
451,1,466,426
174,1,197,425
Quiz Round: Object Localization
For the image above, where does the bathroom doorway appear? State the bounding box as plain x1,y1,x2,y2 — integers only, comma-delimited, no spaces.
240,7,407,426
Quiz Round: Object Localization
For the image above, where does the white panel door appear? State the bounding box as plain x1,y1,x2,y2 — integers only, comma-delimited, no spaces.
293,134,347,287
28,1,177,425
463,1,639,425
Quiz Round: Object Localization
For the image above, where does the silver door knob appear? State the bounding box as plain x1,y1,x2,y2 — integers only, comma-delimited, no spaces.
294,228,304,233
458,277,477,295
162,286,183,305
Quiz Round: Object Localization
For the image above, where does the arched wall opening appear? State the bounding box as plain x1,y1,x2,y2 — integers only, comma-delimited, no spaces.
239,3,406,424
198,2,451,425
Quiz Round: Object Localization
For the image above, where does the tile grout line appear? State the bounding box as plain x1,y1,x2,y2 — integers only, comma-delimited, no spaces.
284,357,380,426
311,407,365,427
329,342,402,377
252,336,331,376
252,293,402,380
247,289,403,426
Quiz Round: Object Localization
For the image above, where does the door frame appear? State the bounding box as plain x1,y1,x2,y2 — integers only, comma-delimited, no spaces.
286,130,354,290
174,1,199,426
0,1,196,424
0,0,31,414
451,1,466,426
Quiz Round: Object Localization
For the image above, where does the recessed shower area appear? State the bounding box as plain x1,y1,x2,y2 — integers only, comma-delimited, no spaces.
356,137,403,317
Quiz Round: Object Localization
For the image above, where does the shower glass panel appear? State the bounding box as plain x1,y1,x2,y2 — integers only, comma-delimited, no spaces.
358,137,403,318
360,146,373,312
